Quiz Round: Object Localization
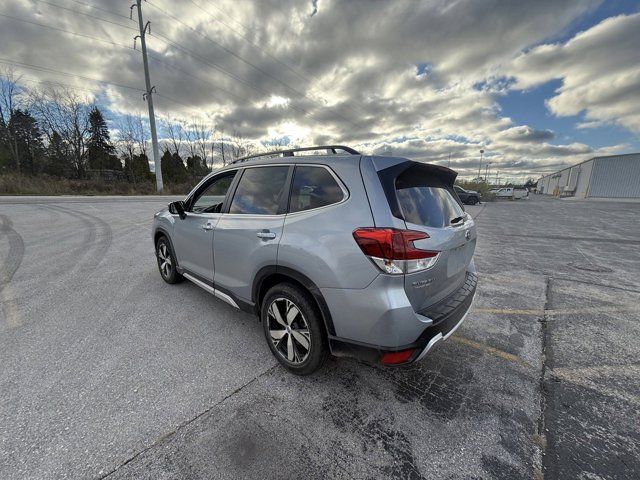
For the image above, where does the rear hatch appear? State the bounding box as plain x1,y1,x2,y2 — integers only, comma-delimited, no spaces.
378,162,477,312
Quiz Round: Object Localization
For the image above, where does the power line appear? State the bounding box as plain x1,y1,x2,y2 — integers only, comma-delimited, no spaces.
0,57,144,92
32,0,138,32
194,0,316,85
0,12,135,51
146,1,363,128
0,11,235,112
194,0,371,118
67,0,132,21
145,3,310,115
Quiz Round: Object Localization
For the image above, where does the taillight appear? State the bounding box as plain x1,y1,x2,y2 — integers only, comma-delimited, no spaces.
380,348,415,365
352,228,439,274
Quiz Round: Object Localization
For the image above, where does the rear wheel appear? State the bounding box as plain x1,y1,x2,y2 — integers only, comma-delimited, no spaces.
468,196,479,205
156,236,183,284
261,283,328,375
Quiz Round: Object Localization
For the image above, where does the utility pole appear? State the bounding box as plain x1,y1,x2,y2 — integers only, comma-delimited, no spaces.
131,0,163,192
478,149,484,180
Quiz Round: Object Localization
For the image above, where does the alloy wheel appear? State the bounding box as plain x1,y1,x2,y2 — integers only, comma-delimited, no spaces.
267,298,311,364
157,242,172,278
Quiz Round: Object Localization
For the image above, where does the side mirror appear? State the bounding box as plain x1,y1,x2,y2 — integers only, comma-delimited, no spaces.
169,201,187,220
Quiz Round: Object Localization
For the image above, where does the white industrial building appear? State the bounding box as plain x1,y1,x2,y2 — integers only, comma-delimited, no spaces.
537,153,640,199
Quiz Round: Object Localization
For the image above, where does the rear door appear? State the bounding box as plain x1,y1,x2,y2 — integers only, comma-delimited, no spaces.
213,165,292,301
386,163,476,311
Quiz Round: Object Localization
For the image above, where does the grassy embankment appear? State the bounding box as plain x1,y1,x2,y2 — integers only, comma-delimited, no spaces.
0,174,192,196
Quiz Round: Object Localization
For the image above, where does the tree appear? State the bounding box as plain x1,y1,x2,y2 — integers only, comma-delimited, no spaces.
116,114,150,183
160,149,188,183
7,109,45,175
186,155,208,179
44,130,71,177
1,69,25,173
86,106,119,171
30,87,92,178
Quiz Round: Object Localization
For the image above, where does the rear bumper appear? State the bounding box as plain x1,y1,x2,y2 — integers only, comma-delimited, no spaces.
328,272,477,365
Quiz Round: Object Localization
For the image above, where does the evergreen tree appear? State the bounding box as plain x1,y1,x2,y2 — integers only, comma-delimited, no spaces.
44,131,72,177
8,110,45,175
86,107,120,171
128,153,152,183
186,155,209,178
161,149,188,183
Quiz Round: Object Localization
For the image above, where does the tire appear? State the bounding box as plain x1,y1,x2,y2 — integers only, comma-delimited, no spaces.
156,236,183,284
469,197,479,205
261,283,328,375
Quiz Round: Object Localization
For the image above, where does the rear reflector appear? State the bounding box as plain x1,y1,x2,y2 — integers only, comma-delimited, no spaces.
380,349,415,365
353,228,439,274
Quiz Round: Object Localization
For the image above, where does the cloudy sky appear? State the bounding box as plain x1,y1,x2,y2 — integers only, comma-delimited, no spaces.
1,0,639,180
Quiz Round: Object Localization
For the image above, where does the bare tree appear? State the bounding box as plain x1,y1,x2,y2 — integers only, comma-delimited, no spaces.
132,114,148,157
165,118,184,157
1,68,25,172
115,114,137,163
29,87,92,178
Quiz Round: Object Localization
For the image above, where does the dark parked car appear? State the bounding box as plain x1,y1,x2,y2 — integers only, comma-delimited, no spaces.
454,185,481,205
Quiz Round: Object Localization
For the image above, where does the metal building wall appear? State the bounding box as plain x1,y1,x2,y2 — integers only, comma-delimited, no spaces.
588,154,640,198
575,159,593,198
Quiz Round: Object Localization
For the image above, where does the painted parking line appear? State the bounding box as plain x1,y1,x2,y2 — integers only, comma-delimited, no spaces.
552,365,640,407
450,335,534,369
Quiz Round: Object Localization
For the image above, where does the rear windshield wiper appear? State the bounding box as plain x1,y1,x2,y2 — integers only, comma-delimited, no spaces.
451,215,465,225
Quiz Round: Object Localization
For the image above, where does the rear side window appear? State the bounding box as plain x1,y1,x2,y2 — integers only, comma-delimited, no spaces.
289,166,344,213
229,166,289,215
396,186,464,227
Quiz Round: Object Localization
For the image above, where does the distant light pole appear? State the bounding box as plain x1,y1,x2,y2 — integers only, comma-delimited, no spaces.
485,163,491,182
478,149,484,180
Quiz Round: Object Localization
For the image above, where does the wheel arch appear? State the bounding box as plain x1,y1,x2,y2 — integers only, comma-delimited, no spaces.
253,266,336,336
154,228,180,268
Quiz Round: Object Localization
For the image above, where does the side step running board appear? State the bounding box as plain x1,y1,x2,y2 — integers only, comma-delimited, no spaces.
183,273,240,309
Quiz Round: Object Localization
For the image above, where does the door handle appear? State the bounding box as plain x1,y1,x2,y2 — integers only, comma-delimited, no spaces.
201,222,214,231
256,230,276,240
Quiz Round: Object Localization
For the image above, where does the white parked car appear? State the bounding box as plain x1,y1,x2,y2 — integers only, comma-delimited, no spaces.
494,187,528,199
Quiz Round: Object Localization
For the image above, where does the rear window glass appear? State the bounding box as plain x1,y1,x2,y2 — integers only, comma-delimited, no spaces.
229,166,289,215
289,166,344,213
396,185,464,228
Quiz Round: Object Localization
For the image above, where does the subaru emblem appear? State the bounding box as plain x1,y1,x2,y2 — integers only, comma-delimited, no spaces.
465,230,471,241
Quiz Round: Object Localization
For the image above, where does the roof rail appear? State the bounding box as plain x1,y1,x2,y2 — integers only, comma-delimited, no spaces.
230,145,360,164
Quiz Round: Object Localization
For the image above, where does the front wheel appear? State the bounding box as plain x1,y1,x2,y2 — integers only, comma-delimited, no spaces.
156,236,183,284
261,283,328,375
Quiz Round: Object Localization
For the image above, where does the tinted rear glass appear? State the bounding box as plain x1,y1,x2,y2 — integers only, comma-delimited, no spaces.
396,185,464,228
289,166,344,213
229,166,289,215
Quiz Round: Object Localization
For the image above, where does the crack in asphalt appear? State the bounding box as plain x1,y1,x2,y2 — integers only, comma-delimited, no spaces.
98,364,278,479
536,276,552,480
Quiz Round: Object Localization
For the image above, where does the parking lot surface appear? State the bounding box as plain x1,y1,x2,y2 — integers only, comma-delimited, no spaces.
1,195,638,479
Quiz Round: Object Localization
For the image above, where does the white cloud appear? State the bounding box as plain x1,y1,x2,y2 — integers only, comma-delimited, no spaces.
508,13,640,133
0,0,636,179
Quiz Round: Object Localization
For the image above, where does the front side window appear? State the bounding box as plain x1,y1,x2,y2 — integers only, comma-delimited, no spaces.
289,166,344,213
229,166,289,215
191,173,236,213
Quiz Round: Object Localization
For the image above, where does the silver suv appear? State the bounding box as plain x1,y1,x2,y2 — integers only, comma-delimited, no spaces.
152,146,477,375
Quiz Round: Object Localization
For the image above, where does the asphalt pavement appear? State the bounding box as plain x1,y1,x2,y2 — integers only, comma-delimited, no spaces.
0,195,638,479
